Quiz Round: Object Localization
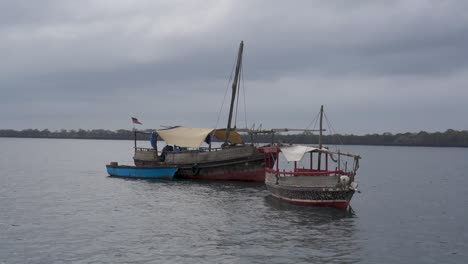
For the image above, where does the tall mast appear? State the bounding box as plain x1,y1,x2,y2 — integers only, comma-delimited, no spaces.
319,105,323,149
317,105,324,170
225,41,244,145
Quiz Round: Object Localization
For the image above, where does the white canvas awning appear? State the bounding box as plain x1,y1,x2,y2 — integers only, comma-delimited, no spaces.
157,127,214,148
280,145,330,162
156,127,245,148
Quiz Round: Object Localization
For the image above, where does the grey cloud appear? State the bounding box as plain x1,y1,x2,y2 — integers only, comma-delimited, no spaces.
1,0,467,133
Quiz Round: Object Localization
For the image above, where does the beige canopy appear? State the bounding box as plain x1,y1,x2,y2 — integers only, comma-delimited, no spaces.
156,127,244,148
213,129,244,145
157,127,213,148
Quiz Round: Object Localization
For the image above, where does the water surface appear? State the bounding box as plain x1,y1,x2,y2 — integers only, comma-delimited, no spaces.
0,138,466,263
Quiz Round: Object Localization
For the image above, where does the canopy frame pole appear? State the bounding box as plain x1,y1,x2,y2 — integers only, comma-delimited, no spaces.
317,105,324,171
155,133,158,156
134,129,137,149
325,152,328,171
338,151,341,170
276,149,280,174
310,152,313,170
209,134,212,152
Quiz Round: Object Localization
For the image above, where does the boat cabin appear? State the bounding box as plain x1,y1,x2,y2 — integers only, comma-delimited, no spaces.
263,145,360,180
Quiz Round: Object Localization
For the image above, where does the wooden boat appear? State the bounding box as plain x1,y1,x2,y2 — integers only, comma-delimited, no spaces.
134,137,268,181
106,162,177,180
263,106,362,209
132,41,277,182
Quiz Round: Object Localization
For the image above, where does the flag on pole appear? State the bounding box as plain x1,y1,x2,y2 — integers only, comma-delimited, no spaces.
131,117,142,125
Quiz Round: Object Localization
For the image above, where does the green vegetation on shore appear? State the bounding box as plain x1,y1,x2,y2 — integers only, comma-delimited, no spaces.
1,129,467,147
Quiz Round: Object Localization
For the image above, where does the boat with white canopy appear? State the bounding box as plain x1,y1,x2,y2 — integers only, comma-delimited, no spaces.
262,106,362,209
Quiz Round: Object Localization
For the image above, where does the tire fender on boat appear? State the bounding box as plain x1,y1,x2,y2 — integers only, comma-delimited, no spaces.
191,164,200,176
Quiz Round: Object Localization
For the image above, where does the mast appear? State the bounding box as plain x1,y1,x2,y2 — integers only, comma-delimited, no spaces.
317,105,324,170
225,41,244,146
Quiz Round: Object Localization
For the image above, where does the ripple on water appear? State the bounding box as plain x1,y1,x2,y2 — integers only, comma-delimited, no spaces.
0,139,467,263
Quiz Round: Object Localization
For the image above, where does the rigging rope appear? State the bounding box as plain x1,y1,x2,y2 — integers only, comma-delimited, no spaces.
234,61,242,128
286,110,321,144
241,59,248,129
324,112,344,146
214,54,237,129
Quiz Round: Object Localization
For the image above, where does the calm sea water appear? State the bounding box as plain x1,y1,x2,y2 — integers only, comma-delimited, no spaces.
0,138,467,264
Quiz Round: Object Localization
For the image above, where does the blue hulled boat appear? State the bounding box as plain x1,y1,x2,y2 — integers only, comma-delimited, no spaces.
106,162,177,180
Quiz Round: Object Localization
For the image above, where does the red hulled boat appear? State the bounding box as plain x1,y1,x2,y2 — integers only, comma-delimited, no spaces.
132,41,277,182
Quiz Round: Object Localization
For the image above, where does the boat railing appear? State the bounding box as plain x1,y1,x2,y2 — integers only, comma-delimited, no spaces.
266,167,350,177
135,147,226,153
135,147,155,152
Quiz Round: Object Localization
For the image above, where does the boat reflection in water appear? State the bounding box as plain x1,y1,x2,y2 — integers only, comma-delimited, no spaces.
263,195,361,263
264,194,356,218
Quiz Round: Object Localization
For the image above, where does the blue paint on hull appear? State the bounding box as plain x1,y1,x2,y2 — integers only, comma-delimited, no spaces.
106,165,177,180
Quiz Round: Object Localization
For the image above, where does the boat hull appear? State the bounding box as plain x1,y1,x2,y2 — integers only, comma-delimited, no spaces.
176,156,266,182
134,145,274,182
265,172,355,209
266,184,354,209
106,165,177,180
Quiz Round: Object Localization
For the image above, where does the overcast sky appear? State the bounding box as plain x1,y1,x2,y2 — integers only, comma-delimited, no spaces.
1,0,467,134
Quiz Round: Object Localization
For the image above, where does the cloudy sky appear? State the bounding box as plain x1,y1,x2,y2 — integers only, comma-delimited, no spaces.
1,0,467,134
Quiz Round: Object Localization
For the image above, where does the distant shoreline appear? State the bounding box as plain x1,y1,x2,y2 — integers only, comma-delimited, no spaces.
1,129,467,148
1,136,467,148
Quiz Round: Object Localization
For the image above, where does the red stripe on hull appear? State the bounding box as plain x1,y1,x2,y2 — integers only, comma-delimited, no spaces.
272,194,350,209
178,170,265,182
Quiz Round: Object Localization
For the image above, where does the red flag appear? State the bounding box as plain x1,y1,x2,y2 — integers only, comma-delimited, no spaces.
131,117,142,125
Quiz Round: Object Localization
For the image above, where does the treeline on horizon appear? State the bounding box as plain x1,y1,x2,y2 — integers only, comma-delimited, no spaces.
1,128,468,147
